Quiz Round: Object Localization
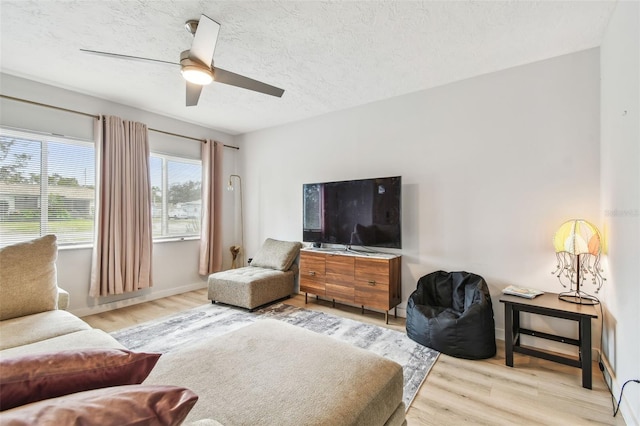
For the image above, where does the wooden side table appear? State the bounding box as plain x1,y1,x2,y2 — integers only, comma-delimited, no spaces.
499,292,598,389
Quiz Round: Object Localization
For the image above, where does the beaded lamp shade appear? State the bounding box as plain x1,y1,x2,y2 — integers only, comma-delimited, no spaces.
552,219,604,305
553,219,601,256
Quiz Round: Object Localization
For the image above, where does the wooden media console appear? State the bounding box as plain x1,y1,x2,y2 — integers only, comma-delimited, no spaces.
299,248,401,323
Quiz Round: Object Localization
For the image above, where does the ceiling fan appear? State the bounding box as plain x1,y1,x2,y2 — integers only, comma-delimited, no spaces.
81,14,284,106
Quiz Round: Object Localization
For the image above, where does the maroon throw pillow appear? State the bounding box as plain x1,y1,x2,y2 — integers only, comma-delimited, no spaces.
0,348,161,410
0,384,198,426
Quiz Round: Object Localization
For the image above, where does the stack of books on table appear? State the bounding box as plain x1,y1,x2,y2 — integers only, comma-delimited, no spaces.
502,285,544,299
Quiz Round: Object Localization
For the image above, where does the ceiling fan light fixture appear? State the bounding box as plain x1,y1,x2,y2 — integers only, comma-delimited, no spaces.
181,65,213,85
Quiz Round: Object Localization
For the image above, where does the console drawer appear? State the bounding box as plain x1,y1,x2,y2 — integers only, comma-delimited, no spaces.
355,258,390,286
300,278,325,296
300,251,326,279
300,251,326,296
355,283,390,310
326,283,355,301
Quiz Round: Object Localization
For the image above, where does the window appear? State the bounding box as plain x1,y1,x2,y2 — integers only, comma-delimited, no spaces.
0,128,202,247
150,153,202,239
0,129,95,248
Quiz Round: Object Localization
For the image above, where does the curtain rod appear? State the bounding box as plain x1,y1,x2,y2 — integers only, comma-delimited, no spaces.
0,94,239,150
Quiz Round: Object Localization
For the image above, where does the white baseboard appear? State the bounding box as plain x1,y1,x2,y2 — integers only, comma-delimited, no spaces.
599,352,639,426
72,282,208,318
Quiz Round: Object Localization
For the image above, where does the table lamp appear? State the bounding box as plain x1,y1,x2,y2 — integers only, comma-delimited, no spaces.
552,219,605,305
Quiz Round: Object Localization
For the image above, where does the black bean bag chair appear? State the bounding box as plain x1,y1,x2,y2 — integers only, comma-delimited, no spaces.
406,270,496,359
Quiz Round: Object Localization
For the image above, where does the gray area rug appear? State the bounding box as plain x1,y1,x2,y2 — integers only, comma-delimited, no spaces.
111,302,439,409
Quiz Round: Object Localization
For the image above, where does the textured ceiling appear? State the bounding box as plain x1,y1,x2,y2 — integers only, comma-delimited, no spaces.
0,1,617,135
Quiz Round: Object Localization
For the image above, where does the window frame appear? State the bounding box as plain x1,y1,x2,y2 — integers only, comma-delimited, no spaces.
0,127,96,248
0,127,204,247
149,151,202,241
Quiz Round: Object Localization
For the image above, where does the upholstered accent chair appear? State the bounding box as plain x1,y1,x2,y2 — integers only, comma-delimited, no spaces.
207,238,302,311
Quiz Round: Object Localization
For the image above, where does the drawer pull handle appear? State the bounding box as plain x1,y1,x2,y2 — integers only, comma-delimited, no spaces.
368,280,376,286
309,271,316,276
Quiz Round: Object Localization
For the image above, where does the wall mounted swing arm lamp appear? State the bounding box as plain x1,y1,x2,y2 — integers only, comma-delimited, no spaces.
227,174,241,191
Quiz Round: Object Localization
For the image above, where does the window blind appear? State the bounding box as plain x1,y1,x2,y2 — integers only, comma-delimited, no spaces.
0,128,95,247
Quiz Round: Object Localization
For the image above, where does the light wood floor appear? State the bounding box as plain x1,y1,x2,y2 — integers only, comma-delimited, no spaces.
83,289,624,426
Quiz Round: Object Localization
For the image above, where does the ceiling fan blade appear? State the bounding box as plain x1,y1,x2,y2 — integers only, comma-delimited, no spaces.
189,14,220,67
186,81,203,106
80,49,179,66
213,68,284,97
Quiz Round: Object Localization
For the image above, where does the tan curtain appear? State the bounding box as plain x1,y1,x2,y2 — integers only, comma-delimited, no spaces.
199,140,224,275
90,115,153,297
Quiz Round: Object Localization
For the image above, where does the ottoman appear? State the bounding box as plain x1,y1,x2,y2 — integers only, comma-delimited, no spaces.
208,238,302,311
145,319,406,426
207,266,297,310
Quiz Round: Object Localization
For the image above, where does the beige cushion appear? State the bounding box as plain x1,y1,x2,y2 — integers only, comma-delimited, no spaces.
0,329,126,359
0,235,58,321
0,310,91,351
249,238,302,271
209,266,293,285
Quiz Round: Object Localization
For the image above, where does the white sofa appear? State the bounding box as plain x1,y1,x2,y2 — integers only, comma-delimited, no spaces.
0,289,125,359
0,235,124,358
0,235,406,426
0,235,198,425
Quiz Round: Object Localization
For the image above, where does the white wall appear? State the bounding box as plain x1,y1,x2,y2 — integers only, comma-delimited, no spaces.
237,49,602,353
600,1,640,424
0,73,240,316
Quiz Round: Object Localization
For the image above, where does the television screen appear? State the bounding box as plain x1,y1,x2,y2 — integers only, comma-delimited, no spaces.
303,176,401,249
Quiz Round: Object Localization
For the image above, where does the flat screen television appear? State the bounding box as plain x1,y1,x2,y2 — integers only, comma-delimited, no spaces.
303,176,401,249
